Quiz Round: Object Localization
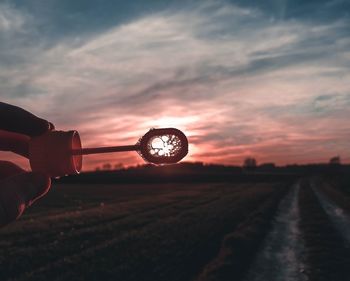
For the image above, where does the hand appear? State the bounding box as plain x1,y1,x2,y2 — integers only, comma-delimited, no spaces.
0,102,53,227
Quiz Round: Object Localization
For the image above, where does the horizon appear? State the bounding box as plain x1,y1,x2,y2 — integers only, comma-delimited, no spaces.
1,0,349,170
86,159,350,173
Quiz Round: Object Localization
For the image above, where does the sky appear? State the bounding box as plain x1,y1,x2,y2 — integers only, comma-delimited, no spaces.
0,0,350,170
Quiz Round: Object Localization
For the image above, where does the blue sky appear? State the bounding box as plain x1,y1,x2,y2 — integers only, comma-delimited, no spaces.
1,0,350,169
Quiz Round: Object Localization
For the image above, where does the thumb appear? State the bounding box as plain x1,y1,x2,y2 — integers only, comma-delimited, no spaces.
0,172,51,227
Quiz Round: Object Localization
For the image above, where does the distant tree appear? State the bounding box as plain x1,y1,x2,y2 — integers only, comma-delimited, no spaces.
102,163,112,170
114,163,124,170
258,163,276,172
243,157,257,171
328,156,341,176
259,163,275,169
329,156,341,165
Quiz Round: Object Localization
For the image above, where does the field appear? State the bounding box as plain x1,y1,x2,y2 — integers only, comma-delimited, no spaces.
0,176,350,281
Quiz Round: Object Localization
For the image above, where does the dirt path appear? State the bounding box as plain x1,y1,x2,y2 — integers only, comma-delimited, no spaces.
244,183,307,281
312,183,350,246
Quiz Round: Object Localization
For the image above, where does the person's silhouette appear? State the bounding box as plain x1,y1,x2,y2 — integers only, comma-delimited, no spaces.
0,102,53,227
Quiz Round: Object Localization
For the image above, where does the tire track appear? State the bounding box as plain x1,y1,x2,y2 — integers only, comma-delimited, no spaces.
244,182,307,281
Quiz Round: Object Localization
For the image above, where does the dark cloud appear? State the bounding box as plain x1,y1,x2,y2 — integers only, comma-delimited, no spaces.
103,48,339,112
228,0,350,21
10,0,179,42
6,0,349,47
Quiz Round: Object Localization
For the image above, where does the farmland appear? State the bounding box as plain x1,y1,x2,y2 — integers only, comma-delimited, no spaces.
0,174,350,281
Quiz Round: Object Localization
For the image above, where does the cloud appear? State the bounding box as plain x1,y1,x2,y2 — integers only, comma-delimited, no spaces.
0,3,25,32
0,0,350,169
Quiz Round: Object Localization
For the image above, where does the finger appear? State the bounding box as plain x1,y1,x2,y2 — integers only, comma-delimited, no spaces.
0,161,25,180
0,130,30,157
0,172,51,227
0,102,51,137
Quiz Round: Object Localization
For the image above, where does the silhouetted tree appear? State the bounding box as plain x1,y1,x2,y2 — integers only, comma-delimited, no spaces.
243,157,257,171
259,163,275,168
329,156,341,165
258,163,276,172
102,163,112,171
114,163,124,170
328,156,341,176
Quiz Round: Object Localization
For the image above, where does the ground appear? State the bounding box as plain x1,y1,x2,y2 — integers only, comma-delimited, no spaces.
0,177,349,281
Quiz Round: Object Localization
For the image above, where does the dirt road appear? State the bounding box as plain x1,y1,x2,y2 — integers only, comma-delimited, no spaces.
245,183,307,281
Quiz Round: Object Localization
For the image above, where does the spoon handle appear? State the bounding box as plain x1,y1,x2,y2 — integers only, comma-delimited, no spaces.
72,144,140,155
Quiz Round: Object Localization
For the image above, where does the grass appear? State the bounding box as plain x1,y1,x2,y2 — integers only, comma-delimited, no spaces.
0,182,283,281
3,177,348,281
316,177,350,213
195,184,288,281
298,178,350,281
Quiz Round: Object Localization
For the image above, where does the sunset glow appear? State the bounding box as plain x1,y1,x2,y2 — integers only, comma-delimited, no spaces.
0,1,349,170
